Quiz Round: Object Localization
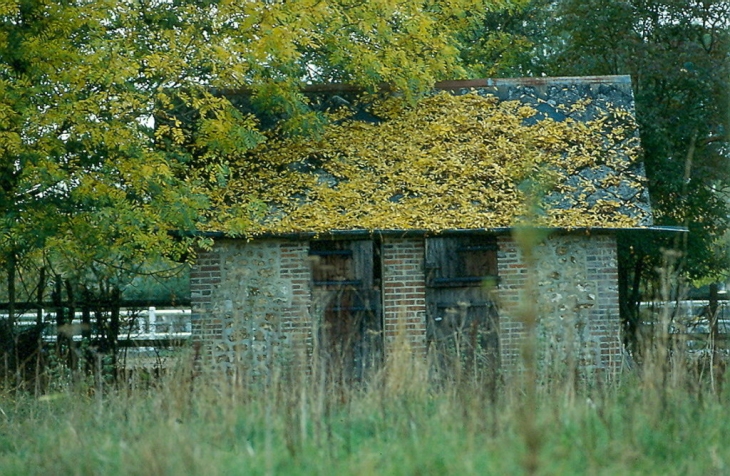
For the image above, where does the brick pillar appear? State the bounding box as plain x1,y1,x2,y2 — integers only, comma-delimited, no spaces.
586,235,621,375
190,246,223,360
496,235,526,370
279,241,313,357
381,237,427,357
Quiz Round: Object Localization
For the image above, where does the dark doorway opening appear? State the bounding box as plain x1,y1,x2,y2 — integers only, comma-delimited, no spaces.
309,239,383,381
425,235,500,384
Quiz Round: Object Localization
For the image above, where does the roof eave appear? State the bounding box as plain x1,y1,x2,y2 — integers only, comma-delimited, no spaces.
184,225,687,241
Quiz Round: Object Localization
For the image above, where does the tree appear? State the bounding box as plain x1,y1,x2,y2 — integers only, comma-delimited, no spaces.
0,0,519,381
0,0,217,376
458,0,552,77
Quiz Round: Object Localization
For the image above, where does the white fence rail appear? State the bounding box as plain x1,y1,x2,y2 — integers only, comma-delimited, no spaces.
2,307,192,342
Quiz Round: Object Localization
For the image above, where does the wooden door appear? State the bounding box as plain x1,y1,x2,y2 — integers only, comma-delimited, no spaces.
310,240,382,381
425,235,499,381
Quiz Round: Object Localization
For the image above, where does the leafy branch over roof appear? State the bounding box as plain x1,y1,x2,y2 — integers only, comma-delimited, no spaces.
210,77,653,235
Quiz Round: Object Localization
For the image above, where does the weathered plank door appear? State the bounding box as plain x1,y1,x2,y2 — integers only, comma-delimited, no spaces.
425,235,500,381
310,240,382,381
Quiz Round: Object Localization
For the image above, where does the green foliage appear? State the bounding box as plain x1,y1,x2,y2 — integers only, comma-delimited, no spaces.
121,264,189,304
0,0,213,284
0,0,519,296
458,0,550,77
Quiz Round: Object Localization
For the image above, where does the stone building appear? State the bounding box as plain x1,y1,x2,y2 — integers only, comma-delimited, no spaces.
190,76,661,380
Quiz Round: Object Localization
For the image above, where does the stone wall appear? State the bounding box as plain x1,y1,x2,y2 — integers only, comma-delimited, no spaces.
191,238,312,375
497,233,621,377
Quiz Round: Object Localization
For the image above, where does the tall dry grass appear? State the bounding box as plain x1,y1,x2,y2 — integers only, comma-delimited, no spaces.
0,317,728,476
1,245,729,474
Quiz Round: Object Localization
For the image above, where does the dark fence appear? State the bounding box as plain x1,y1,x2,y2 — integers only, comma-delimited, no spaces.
1,301,191,380
640,300,730,354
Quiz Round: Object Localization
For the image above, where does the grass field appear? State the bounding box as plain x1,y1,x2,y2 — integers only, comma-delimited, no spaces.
0,342,728,476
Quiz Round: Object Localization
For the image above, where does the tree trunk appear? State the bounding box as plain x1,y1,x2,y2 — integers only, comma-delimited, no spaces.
2,250,17,378
81,287,92,373
81,287,91,341
109,286,121,378
7,251,15,328
619,249,645,359
65,280,77,370
709,283,719,345
708,283,724,393
36,266,45,327
53,278,65,357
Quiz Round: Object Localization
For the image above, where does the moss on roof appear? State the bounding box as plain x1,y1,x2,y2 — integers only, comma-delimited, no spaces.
210,76,653,235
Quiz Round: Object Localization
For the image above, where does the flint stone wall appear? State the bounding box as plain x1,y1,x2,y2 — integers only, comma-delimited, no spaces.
191,239,311,375
498,233,621,376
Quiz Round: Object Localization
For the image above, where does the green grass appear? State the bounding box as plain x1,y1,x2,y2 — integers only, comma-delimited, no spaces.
1,353,729,476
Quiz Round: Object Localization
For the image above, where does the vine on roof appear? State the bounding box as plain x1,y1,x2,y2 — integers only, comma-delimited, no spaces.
208,91,649,235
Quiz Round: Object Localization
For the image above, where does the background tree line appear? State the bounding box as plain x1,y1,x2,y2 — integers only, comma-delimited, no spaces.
0,0,727,383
